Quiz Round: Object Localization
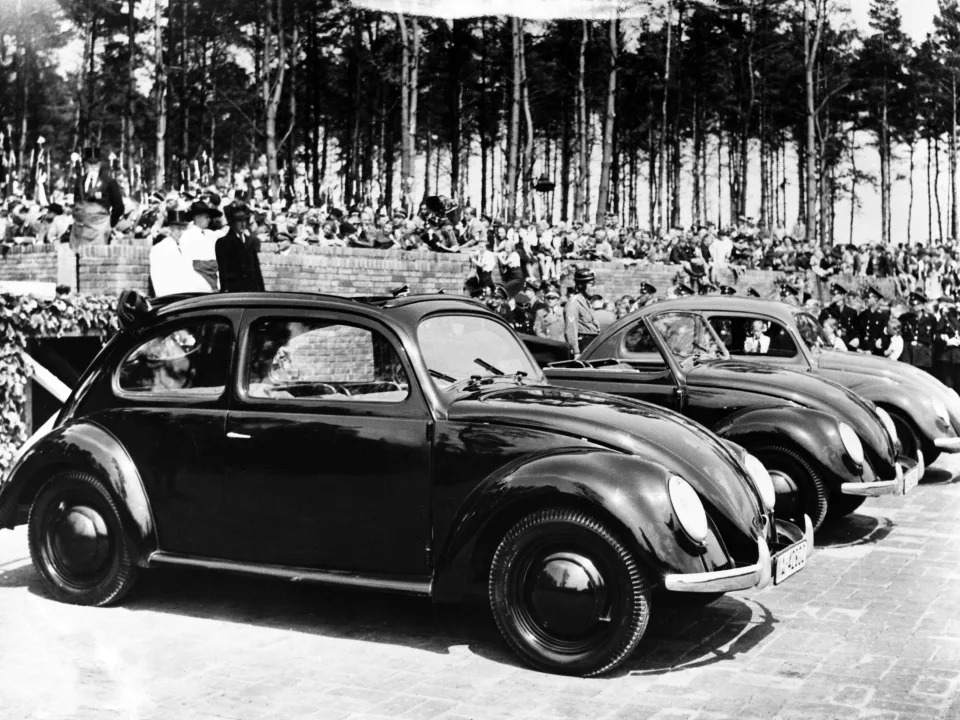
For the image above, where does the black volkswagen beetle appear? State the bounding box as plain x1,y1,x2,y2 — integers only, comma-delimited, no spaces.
541,308,917,531
0,290,810,677
653,296,960,465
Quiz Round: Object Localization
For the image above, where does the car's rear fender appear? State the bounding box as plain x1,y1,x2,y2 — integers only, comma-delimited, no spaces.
431,448,733,603
709,406,874,490
0,421,156,566
852,381,950,446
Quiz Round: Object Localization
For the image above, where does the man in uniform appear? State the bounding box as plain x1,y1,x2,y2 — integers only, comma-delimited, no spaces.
818,283,859,347
564,268,600,360
857,286,890,355
635,281,658,308
899,291,936,372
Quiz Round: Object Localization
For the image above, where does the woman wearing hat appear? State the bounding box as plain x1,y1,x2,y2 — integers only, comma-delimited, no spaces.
564,268,600,360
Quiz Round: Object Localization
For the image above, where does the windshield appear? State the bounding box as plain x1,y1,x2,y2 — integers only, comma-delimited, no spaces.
418,314,541,388
795,312,827,351
650,312,729,362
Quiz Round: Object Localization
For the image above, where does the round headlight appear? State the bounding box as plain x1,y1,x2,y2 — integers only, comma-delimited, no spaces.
667,476,709,544
932,398,950,426
744,453,776,512
875,407,899,444
838,422,865,465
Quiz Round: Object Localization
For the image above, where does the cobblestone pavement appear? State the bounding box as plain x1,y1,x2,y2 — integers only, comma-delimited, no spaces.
1,458,959,720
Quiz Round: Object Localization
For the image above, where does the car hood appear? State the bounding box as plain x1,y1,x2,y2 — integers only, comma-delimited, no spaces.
688,360,894,461
446,382,763,534
816,350,960,430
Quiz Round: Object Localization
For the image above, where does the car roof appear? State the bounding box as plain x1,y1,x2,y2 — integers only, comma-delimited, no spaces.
638,296,804,322
147,291,492,330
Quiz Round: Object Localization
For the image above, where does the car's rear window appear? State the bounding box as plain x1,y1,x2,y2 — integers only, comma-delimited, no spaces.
117,320,234,396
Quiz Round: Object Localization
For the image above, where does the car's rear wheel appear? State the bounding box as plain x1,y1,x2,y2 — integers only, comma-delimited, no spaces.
489,508,651,677
754,447,828,531
28,471,138,606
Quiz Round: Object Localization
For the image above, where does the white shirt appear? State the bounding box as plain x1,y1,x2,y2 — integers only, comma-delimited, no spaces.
178,222,219,261
885,335,904,361
149,236,213,296
744,334,771,354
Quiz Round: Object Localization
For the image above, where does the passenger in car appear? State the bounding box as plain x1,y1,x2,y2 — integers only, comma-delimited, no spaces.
744,320,771,354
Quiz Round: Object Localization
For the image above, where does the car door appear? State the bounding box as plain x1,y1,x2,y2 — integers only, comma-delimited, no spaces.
549,315,683,411
101,311,238,554
210,309,433,576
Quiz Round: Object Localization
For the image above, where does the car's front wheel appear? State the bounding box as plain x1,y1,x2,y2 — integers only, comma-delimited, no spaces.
28,471,138,606
755,446,828,531
489,508,652,676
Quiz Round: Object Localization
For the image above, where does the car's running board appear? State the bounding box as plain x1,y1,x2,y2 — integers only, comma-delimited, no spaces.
147,551,432,596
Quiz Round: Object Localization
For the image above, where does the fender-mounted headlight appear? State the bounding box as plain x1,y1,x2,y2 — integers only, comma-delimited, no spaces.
875,407,899,445
932,398,950,426
838,422,865,466
744,454,776,512
668,475,709,544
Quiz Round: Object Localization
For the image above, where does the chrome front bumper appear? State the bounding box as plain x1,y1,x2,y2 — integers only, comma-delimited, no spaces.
663,515,814,593
840,454,921,497
934,436,960,452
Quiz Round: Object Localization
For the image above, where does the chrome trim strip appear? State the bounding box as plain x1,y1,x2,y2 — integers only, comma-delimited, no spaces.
148,552,432,596
840,473,900,497
663,535,771,593
934,437,960,452
803,514,815,557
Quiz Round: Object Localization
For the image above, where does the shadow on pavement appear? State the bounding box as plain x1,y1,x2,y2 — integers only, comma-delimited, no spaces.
815,513,894,548
920,466,960,485
2,559,779,675
621,597,776,677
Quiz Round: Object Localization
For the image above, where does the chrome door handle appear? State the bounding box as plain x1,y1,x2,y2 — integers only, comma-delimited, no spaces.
227,431,251,440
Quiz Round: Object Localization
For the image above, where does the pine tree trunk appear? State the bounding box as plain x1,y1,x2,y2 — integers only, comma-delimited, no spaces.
658,3,672,233
520,25,534,220
850,129,858,245
936,134,943,242
908,140,915,245
153,0,166,190
952,75,958,240
504,17,521,222
574,20,588,222
596,19,617,225
928,135,933,244
805,0,818,245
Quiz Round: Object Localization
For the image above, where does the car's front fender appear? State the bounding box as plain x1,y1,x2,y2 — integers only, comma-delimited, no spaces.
709,405,892,489
849,379,954,447
0,420,156,565
432,448,735,603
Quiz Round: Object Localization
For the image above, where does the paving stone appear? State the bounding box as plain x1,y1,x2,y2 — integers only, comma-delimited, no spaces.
2,456,960,720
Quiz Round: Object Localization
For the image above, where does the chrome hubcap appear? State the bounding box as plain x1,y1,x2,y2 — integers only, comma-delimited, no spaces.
769,470,801,517
50,504,110,577
528,552,608,639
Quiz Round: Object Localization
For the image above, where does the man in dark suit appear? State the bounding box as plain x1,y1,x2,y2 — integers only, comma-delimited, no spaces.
70,146,124,247
899,291,937,371
858,286,890,355
215,203,265,292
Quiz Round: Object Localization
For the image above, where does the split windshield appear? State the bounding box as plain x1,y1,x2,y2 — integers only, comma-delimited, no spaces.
418,314,541,388
794,312,827,351
650,312,728,362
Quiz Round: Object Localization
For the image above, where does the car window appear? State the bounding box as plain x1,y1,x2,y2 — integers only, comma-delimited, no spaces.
244,317,409,402
118,320,233,395
708,315,797,358
650,313,725,360
418,314,540,388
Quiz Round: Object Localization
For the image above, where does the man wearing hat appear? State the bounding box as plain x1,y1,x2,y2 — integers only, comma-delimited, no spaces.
819,283,859,346
935,296,960,387
564,268,600,359
534,285,565,342
857,286,890,355
779,283,801,306
719,284,736,296
899,291,936,371
70,146,124,247
178,200,223,291
510,291,537,335
216,203,265,292
635,281,658,308
671,282,695,298
39,202,71,244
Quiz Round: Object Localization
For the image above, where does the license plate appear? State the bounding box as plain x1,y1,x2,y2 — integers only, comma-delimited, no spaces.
903,466,920,494
774,540,807,584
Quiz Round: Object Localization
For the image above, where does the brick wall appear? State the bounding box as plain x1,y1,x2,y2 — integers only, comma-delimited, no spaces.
0,245,59,283
0,243,899,303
